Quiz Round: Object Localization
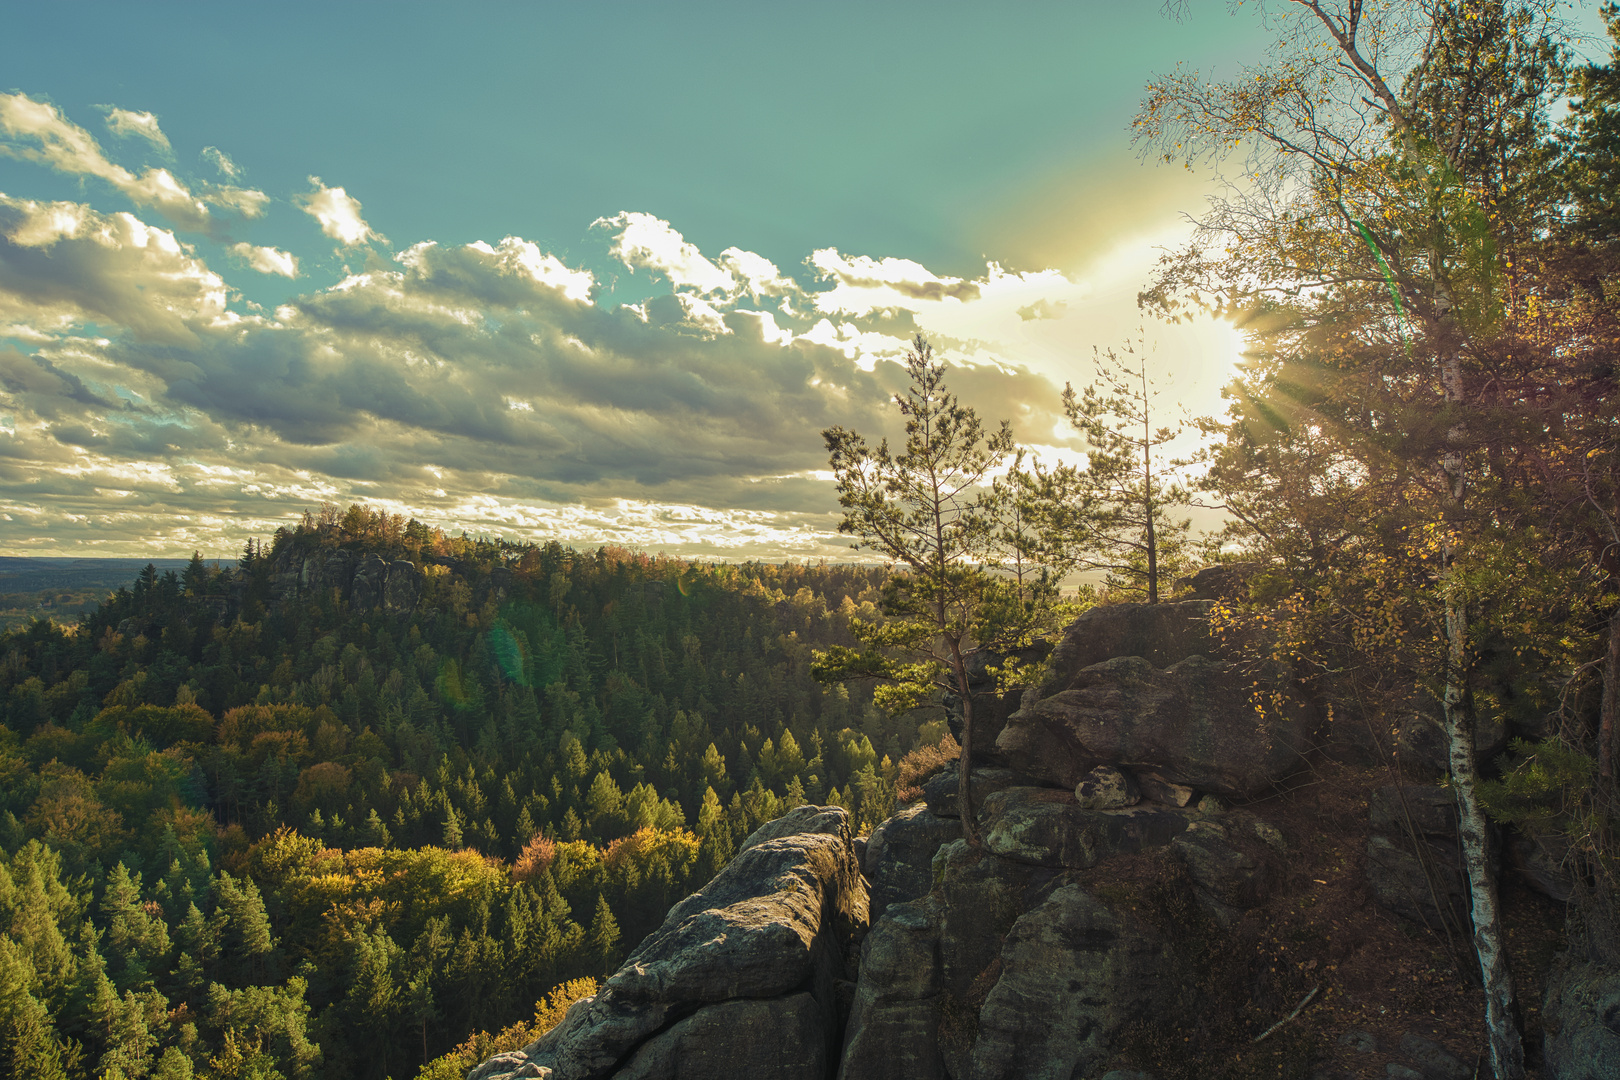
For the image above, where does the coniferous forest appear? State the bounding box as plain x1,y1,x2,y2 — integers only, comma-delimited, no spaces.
0,507,928,1080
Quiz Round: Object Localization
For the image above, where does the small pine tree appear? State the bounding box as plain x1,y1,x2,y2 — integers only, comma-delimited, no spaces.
586,895,620,976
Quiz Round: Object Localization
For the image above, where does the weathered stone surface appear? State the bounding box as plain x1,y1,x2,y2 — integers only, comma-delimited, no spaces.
612,993,828,1080
967,883,1179,1080
1509,831,1574,903
741,804,854,853
1365,834,1468,930
838,897,947,1080
863,803,962,923
1396,1032,1469,1080
1033,601,1218,686
473,810,866,1080
979,787,1191,869
383,560,422,615
921,768,1027,819
1136,771,1195,807
1543,956,1620,1080
1075,765,1140,810
352,553,389,610
998,654,1315,799
1171,815,1284,916
1370,785,1458,839
1176,562,1261,602
302,548,358,593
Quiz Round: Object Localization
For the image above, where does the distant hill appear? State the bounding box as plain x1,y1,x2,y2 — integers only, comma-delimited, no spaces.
0,556,227,629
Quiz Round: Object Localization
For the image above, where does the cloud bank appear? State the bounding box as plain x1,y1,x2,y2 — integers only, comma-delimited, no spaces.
0,94,1114,558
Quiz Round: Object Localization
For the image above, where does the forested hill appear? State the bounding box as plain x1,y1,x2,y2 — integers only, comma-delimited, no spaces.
0,507,926,1080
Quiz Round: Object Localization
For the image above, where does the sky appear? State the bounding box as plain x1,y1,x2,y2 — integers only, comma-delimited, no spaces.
0,2,1325,559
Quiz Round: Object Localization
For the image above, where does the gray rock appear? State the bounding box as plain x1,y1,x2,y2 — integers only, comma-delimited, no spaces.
1031,601,1219,687
352,553,389,610
1365,834,1468,931
1136,771,1195,807
383,560,422,615
1509,830,1574,903
1386,1066,1424,1080
1543,955,1620,1080
741,804,854,853
1176,562,1261,601
979,787,1192,869
613,994,828,1080
967,884,1179,1080
1338,1029,1378,1053
921,768,1026,818
1171,817,1282,915
1100,1072,1160,1080
863,804,962,923
1397,1032,1469,1080
998,654,1315,800
837,897,946,1080
1075,765,1141,810
1370,785,1458,839
473,813,866,1080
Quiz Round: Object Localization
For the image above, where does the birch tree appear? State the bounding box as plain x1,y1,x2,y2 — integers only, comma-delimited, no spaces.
1135,3,1573,1074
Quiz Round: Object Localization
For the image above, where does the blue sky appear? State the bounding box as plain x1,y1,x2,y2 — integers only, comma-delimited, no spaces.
5,1,1553,558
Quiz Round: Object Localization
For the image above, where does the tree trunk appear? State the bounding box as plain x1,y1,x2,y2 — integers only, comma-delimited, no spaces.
1443,587,1525,1079
1439,342,1526,1079
951,649,982,848
1600,605,1620,785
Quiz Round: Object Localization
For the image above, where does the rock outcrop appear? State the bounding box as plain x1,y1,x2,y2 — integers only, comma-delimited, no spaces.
469,806,867,1080
1544,954,1620,1080
999,653,1315,799
1364,784,1470,931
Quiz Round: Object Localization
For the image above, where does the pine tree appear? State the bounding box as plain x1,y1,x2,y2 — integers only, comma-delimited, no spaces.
586,895,620,976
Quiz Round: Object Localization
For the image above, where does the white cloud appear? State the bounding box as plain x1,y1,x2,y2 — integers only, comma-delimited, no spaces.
810,248,983,313
596,211,735,294
720,246,798,300
0,195,229,344
203,185,270,218
102,108,171,153
0,93,214,231
296,176,379,246
200,146,240,179
229,243,298,278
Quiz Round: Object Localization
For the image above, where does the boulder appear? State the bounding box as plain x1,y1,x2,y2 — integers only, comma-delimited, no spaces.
863,803,962,924
998,654,1315,799
921,768,1028,819
1032,601,1218,687
838,897,947,1080
1136,771,1195,808
1175,562,1261,602
1171,814,1285,918
352,553,389,610
742,804,855,853
1370,785,1458,839
1543,955,1620,1080
1508,831,1574,903
978,787,1191,869
471,808,866,1080
1075,765,1140,810
1365,834,1468,931
612,993,828,1080
967,883,1180,1080
383,560,422,615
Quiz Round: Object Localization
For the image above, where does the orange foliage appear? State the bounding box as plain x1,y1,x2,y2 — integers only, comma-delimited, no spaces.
895,734,960,804
512,834,557,884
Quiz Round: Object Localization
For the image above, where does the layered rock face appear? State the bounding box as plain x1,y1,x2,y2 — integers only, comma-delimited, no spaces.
996,602,1318,799
269,547,423,614
469,806,867,1080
